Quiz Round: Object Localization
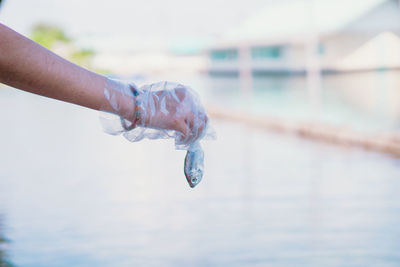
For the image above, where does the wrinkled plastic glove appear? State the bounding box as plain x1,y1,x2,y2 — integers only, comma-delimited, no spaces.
100,79,215,188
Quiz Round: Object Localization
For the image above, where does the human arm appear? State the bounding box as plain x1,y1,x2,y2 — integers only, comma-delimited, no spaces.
0,23,207,141
0,23,134,120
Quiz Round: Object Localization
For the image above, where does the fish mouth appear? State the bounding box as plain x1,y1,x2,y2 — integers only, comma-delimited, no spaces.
185,171,202,188
190,177,201,188
187,176,201,188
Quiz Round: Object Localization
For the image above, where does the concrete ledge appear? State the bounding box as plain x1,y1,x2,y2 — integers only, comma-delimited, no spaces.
208,106,400,158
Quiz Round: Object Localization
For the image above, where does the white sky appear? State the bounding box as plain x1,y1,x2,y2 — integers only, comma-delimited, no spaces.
0,0,273,51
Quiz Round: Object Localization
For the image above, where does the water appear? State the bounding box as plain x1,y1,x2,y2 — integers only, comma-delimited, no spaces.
193,70,400,132
1,72,400,266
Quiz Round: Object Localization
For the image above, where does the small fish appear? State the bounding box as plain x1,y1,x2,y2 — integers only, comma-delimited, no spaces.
184,143,204,188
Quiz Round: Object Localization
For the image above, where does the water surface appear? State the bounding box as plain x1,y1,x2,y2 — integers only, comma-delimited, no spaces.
1,77,400,266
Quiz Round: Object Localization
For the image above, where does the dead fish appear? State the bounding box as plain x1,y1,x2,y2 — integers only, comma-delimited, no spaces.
184,143,204,188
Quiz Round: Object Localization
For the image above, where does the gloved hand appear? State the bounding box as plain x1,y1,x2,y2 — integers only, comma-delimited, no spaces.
136,81,209,147
101,79,214,188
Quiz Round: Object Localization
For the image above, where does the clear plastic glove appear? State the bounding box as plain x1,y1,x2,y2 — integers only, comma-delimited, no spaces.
100,79,215,188
137,81,210,149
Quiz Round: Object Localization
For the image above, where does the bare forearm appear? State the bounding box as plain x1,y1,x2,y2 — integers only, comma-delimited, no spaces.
0,23,134,120
0,23,209,146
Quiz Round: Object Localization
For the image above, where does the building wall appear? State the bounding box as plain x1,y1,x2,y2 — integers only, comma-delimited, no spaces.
320,33,372,66
343,0,400,35
321,0,400,70
208,0,400,75
208,44,309,74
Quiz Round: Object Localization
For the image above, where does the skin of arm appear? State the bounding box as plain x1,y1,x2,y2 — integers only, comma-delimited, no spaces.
0,23,136,120
0,23,205,138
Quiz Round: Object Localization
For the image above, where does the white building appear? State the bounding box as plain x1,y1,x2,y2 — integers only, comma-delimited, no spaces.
207,0,400,75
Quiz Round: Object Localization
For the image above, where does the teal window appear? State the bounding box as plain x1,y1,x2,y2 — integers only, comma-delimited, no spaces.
210,49,238,61
251,46,283,59
318,43,324,55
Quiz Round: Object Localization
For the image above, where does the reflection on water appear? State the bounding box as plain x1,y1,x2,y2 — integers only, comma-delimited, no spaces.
1,73,400,266
202,70,400,132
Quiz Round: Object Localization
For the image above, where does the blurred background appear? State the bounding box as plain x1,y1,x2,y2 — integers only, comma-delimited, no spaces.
1,0,400,266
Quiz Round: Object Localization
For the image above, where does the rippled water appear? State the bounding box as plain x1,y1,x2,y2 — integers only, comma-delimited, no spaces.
1,76,400,266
